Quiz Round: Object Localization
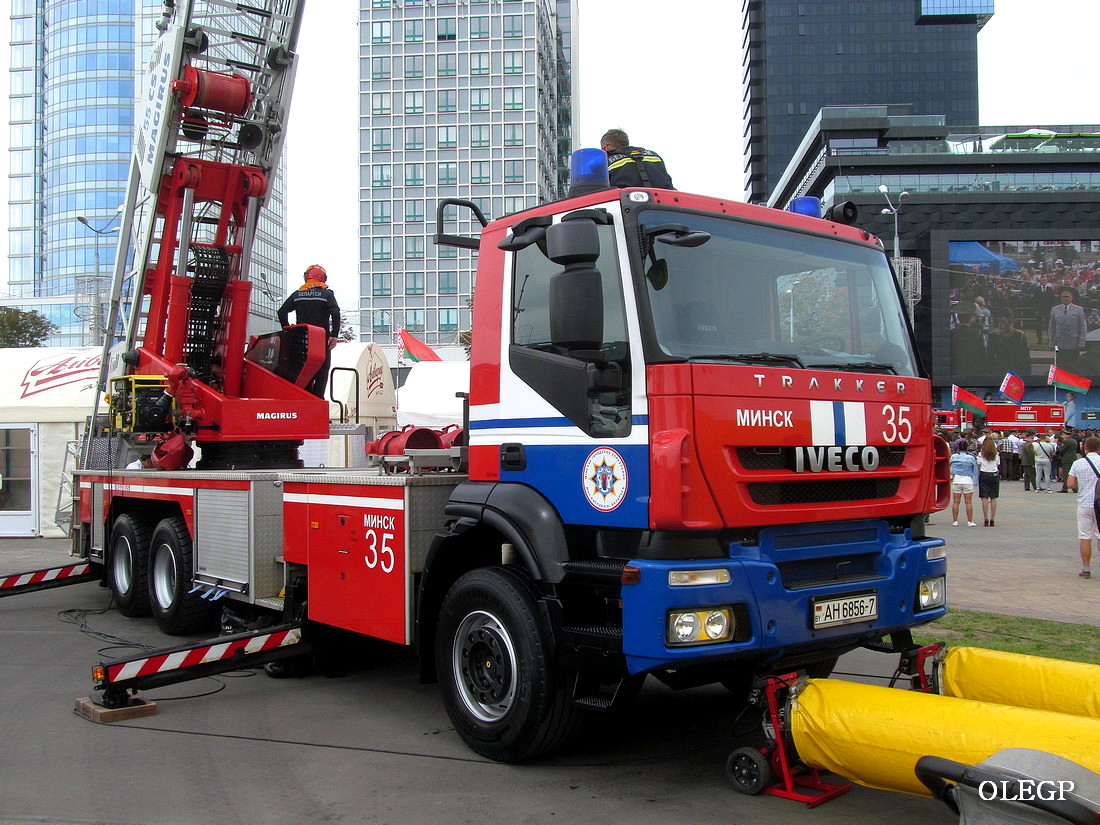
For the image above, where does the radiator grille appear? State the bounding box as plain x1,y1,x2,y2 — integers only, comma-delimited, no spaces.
737,446,906,471
747,478,900,505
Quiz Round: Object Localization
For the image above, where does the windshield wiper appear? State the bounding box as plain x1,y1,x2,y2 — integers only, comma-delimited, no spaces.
687,352,806,369
807,360,897,374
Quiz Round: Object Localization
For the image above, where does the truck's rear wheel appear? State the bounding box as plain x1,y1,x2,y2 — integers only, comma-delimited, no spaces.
436,567,581,762
109,514,152,617
149,516,217,635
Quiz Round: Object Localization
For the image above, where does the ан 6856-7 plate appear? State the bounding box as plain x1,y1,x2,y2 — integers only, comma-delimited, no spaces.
812,591,877,629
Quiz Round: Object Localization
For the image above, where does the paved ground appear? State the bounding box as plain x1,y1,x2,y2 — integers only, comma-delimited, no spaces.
1,484,1096,825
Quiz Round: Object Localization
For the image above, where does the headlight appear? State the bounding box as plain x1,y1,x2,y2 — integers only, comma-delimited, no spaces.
667,607,735,646
917,576,946,610
668,568,731,586
926,544,946,561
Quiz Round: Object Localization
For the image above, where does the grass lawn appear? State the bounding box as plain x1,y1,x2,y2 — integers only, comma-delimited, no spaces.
912,609,1100,666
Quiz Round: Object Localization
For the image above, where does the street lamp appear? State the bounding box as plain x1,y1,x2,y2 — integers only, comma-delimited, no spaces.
878,184,909,259
75,210,122,345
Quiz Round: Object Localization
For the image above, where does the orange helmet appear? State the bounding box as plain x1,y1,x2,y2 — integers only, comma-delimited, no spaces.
304,264,327,282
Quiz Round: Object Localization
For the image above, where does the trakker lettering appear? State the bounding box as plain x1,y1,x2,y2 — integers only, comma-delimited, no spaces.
735,409,794,428
753,374,908,395
794,445,881,473
364,514,397,531
256,412,298,420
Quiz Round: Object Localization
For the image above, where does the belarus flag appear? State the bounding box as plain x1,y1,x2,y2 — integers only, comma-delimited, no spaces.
398,328,442,362
1047,366,1091,394
999,371,1026,405
952,385,987,416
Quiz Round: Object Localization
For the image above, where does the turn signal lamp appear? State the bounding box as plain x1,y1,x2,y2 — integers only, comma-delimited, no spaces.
667,607,734,646
669,569,731,586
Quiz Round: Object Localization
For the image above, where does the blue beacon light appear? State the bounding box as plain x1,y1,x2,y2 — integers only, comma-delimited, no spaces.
788,196,822,218
569,148,612,197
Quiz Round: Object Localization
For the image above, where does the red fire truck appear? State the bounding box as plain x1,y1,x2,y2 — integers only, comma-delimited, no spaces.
935,405,1065,433
6,0,950,763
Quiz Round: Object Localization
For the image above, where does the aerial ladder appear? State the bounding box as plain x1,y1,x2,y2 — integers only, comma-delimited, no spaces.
81,0,322,474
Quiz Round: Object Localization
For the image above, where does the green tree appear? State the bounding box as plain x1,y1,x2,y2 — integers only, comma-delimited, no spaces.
0,308,58,347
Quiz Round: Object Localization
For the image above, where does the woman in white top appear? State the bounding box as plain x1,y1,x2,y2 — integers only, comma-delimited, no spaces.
1034,433,1056,491
977,436,1001,526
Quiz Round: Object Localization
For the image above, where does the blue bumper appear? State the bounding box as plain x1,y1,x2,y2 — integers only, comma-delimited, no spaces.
619,519,946,675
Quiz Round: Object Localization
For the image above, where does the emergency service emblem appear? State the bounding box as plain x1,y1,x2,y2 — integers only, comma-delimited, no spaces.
582,448,628,511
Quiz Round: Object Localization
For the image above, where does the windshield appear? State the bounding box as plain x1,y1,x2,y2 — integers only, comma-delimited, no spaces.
637,209,919,376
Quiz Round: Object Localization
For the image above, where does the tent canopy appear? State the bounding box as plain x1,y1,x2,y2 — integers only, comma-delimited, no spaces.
949,241,1019,273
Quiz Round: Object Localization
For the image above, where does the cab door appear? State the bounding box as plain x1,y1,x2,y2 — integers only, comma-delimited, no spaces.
0,424,39,536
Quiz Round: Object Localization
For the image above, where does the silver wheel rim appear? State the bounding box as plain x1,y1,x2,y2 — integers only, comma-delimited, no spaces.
111,535,133,594
151,542,177,611
451,609,518,723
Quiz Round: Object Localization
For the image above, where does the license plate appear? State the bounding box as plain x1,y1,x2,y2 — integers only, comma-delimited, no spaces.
812,592,877,629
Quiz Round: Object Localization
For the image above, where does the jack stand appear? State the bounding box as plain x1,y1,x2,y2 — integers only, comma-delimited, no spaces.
727,673,851,807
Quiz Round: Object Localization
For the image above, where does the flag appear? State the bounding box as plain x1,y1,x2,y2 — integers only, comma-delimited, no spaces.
398,328,442,362
999,371,1025,405
1047,366,1091,394
951,385,987,416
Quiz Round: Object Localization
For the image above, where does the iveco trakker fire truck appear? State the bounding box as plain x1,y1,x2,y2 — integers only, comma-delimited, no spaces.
26,0,952,763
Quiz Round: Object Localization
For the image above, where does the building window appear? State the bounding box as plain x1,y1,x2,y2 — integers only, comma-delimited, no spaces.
372,128,391,151
503,124,523,146
406,237,426,259
503,88,523,111
439,162,458,185
371,93,391,115
371,22,390,43
471,125,490,148
440,309,459,331
405,200,425,222
439,271,458,295
471,52,490,76
470,16,489,38
504,160,524,183
439,244,458,259
470,197,491,218
372,310,391,332
405,310,425,332
372,0,389,7
405,163,425,186
405,127,424,150
405,91,425,114
471,89,490,111
470,161,491,185
438,125,457,149
404,55,424,78
371,164,392,186
373,274,391,296
372,238,391,260
371,201,391,224
371,57,391,79
404,19,423,42
504,196,526,214
438,90,457,113
438,53,457,77
503,51,523,74
503,15,523,37
406,272,425,295
437,18,456,40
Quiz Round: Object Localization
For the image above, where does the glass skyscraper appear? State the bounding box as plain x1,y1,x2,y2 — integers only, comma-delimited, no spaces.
741,0,993,205
358,0,576,350
5,0,286,347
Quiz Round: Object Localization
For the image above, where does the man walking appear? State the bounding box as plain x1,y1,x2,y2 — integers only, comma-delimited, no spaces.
1019,431,1037,492
1059,429,1080,493
1066,435,1100,578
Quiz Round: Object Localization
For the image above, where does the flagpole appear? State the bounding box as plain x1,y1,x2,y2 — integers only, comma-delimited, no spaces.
1053,346,1058,404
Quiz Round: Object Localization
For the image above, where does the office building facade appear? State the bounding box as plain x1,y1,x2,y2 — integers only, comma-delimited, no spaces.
358,0,576,350
6,0,286,347
741,0,993,205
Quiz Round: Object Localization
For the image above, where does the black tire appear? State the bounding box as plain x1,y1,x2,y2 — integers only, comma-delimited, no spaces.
108,513,152,617
435,567,581,762
727,746,774,795
148,516,218,635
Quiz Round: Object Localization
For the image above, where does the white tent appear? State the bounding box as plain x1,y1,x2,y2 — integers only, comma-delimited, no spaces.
395,361,470,429
0,347,100,538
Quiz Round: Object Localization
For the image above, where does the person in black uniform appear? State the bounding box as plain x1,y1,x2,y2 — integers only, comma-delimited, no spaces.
600,128,675,190
277,264,341,397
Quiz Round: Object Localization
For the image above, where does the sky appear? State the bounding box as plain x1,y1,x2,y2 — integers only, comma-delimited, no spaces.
3,1,1100,324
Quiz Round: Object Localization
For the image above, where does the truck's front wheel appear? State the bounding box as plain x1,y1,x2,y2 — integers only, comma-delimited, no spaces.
436,567,580,762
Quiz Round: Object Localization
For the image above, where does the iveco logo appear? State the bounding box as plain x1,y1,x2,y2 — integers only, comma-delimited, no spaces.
794,446,880,473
